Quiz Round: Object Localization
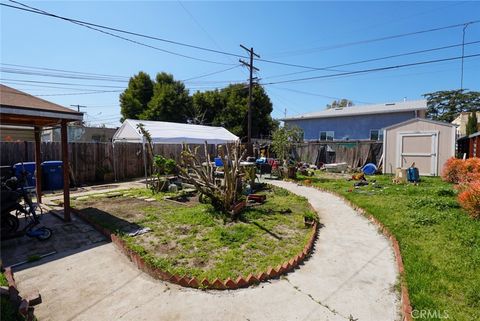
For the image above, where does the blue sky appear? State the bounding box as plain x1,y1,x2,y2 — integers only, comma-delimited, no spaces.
1,1,479,127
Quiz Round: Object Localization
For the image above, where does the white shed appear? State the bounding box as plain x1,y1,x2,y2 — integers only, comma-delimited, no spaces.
383,118,456,176
113,119,239,145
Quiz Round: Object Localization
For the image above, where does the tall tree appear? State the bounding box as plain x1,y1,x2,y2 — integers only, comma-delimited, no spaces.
466,112,478,136
141,73,191,122
423,89,480,123
326,99,354,109
190,89,224,125
119,71,153,121
213,84,278,139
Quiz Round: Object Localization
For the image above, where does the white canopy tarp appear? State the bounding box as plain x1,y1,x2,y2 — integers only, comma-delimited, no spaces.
113,119,239,144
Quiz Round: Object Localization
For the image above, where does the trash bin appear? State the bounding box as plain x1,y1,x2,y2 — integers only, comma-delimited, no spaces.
13,162,36,188
41,161,63,191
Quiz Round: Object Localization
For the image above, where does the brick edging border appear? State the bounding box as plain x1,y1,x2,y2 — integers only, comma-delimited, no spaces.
3,267,36,321
71,208,318,290
292,180,413,321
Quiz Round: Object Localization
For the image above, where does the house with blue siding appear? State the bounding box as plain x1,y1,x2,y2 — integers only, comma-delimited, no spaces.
282,100,427,141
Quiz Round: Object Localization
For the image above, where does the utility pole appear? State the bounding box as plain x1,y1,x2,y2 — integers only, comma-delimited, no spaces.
461,22,470,90
284,108,287,119
239,45,260,149
70,105,87,125
70,104,87,113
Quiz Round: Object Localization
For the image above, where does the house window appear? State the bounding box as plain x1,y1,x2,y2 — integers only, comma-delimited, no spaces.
320,131,334,141
370,129,383,141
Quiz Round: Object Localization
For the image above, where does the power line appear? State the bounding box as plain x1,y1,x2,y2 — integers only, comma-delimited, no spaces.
36,90,122,96
182,65,242,82
0,63,128,80
263,40,480,80
1,81,121,92
270,86,372,105
0,78,126,88
0,79,125,91
0,67,129,82
261,53,480,85
4,1,235,65
266,19,480,58
5,1,479,72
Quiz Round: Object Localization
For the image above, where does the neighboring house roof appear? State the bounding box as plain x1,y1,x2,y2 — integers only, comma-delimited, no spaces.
0,84,83,125
282,99,427,121
451,111,480,125
383,117,455,130
113,119,239,144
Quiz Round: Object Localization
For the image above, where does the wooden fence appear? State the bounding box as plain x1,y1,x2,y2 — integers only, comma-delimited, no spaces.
293,141,383,168
0,142,215,185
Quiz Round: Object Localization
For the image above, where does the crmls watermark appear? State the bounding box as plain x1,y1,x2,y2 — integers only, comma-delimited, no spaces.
412,309,450,319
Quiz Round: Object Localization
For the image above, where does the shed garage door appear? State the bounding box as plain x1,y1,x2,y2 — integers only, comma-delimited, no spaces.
396,131,438,176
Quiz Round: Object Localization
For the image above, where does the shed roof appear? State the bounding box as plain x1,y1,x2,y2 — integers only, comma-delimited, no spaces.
469,131,480,139
383,117,456,131
283,99,427,121
113,119,239,145
0,84,83,126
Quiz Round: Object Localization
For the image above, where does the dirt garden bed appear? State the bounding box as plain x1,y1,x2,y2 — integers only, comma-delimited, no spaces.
71,186,317,287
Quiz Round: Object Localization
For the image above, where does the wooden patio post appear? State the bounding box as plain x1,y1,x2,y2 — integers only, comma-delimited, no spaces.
34,126,42,204
61,120,71,221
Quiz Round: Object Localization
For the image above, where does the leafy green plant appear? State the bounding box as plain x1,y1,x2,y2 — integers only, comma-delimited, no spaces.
271,125,303,161
409,196,459,210
303,210,318,223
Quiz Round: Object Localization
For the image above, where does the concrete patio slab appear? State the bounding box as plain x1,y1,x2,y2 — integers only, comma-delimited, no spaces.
12,181,400,321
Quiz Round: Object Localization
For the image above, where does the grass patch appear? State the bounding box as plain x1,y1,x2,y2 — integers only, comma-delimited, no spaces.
296,172,480,321
73,185,312,281
0,272,7,287
0,272,24,321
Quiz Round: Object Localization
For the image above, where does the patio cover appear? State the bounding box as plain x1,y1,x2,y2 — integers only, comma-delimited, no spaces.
0,84,83,221
113,119,239,145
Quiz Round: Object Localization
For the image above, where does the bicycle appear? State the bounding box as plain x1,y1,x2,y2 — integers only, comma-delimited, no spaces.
1,175,52,241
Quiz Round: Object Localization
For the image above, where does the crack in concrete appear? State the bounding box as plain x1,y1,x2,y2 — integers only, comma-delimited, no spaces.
286,278,356,321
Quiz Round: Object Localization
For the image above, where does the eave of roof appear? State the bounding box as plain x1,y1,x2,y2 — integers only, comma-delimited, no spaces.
282,100,427,121
0,84,83,119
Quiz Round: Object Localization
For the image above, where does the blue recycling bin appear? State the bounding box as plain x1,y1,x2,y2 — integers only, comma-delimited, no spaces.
41,161,64,191
214,157,224,167
13,162,36,188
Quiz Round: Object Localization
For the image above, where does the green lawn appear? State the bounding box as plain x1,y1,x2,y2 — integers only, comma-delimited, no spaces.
297,173,479,321
73,186,314,281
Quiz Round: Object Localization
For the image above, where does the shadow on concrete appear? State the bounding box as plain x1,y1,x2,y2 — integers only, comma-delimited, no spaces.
1,207,142,272
76,207,143,234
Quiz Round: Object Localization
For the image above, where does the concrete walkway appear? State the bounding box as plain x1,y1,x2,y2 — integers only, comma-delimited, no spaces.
15,181,400,321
